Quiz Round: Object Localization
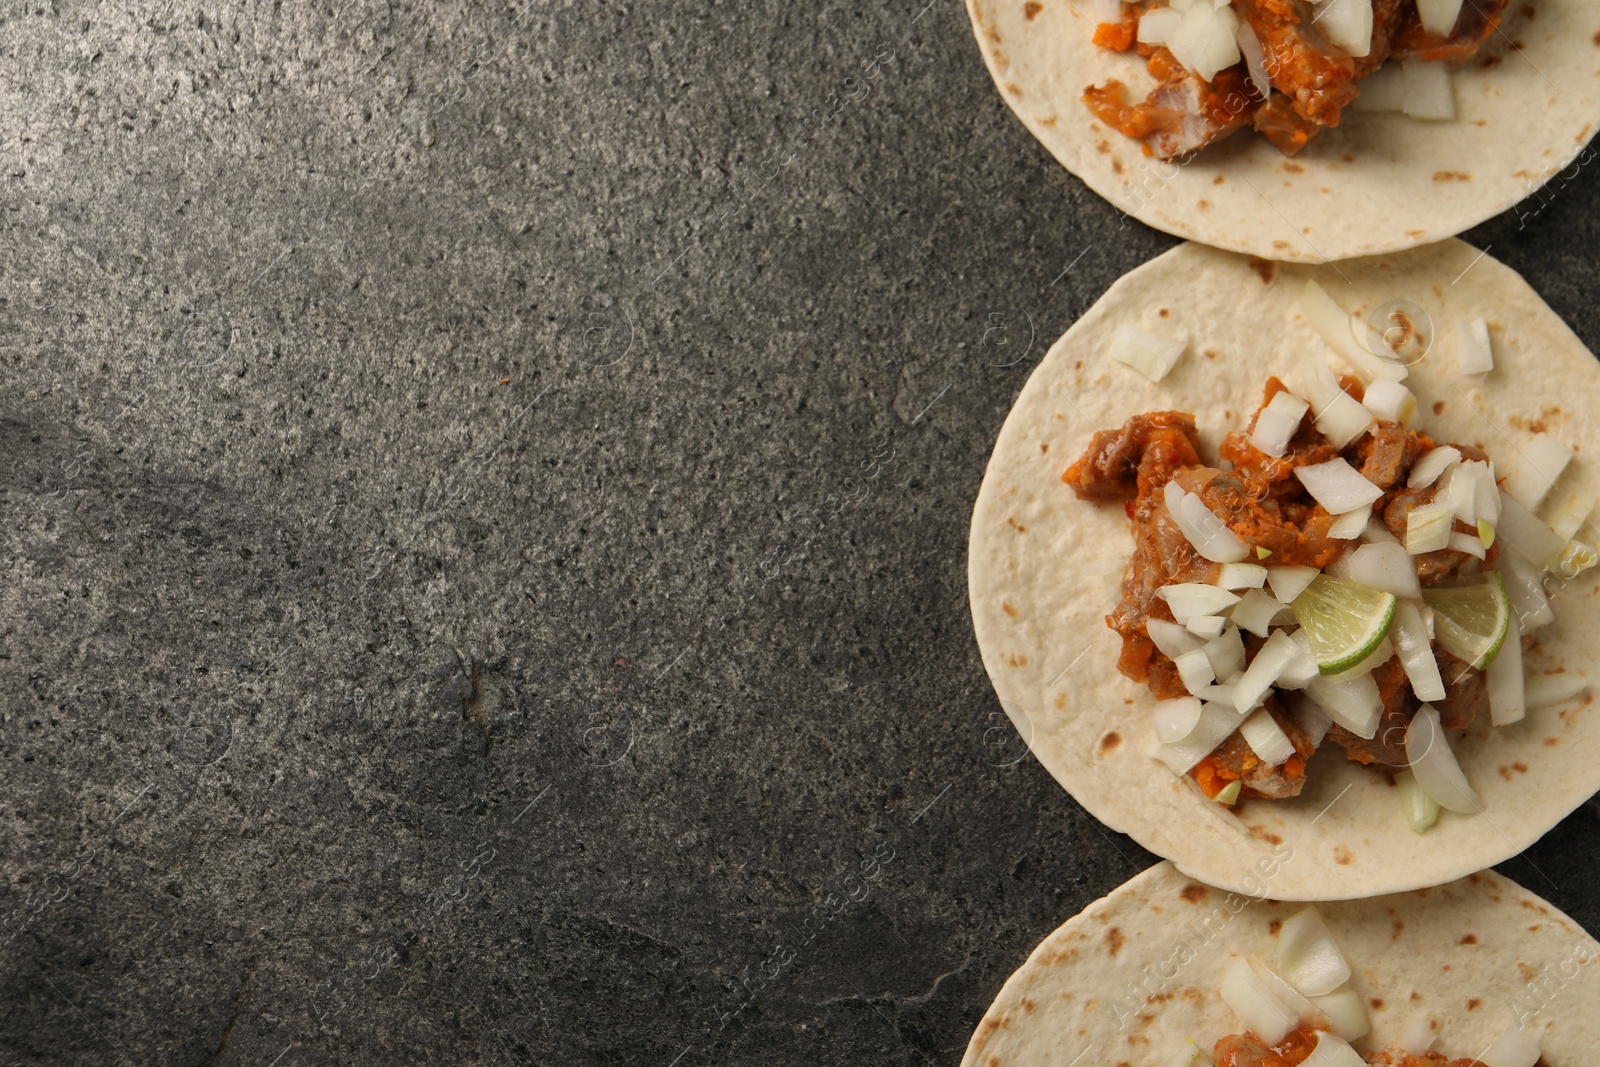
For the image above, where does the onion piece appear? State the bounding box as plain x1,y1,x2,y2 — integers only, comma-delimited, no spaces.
1295,458,1384,515
1248,958,1326,1028
1502,434,1574,510
1393,600,1446,702
1158,580,1242,623
1149,617,1206,659
1555,538,1599,578
1328,503,1371,540
1398,1014,1436,1054
1362,378,1416,424
1401,59,1454,120
1346,542,1422,599
1277,631,1321,690
1234,630,1301,714
1112,324,1187,382
1449,531,1487,560
1204,626,1247,679
1309,987,1370,1041
1175,648,1218,694
1276,907,1352,997
1405,504,1454,554
1397,768,1441,833
1170,0,1241,82
1487,612,1524,726
1497,552,1555,631
1408,446,1461,489
1471,461,1500,525
1220,956,1297,1045
1301,344,1377,449
1165,480,1253,563
1479,1029,1542,1067
1300,281,1405,382
1217,562,1269,589
1313,0,1373,57
1306,672,1381,738
1138,6,1183,45
1456,315,1494,373
1155,696,1205,744
1301,1032,1366,1067
1545,488,1595,542
1234,18,1272,98
1415,0,1465,35
1267,565,1320,604
1249,390,1311,458
1497,491,1565,569
1362,518,1400,545
1437,463,1478,525
1291,693,1332,745
1231,589,1285,638
1405,704,1481,813
1158,701,1245,775
1525,672,1588,710
1187,614,1228,638
1240,707,1295,764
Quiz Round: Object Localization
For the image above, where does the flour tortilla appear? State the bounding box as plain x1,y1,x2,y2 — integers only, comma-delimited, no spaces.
968,239,1600,899
966,0,1600,263
961,861,1600,1067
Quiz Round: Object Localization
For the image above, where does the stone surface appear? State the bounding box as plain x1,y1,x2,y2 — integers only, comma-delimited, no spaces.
2,2,1598,1064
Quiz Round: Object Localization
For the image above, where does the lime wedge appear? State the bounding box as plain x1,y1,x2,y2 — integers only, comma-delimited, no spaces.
1421,572,1510,671
1291,575,1398,675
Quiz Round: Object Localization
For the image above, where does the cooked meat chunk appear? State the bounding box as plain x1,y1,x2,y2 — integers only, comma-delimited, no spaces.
1194,697,1315,799
1064,410,1202,502
1327,656,1414,766
1352,422,1431,489
1083,50,1261,160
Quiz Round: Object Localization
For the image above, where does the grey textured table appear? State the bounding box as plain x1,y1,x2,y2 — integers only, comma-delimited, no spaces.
4,3,1598,1064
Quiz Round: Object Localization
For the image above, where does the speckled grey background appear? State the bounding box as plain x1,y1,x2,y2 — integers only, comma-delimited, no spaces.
3,2,1598,1064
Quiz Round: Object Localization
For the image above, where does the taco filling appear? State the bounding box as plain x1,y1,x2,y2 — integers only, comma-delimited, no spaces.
1081,0,1516,160
1065,290,1594,824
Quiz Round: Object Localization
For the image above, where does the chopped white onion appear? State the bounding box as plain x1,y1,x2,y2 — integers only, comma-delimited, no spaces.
1301,1031,1366,1067
1234,630,1301,714
1277,630,1322,690
1250,391,1311,458
1362,378,1416,424
1487,612,1524,727
1502,435,1574,510
1300,281,1405,382
1158,701,1246,775
1545,488,1595,542
1267,565,1320,604
1479,1029,1542,1067
1170,0,1241,82
1220,956,1297,1045
1240,708,1295,764
1187,614,1228,638
1138,7,1183,46
1449,530,1487,560
1158,581,1242,623
1231,589,1286,638
1405,504,1454,554
1277,907,1352,997
1217,562,1269,589
1310,987,1370,1041
1149,617,1206,659
1405,704,1481,813
1555,538,1599,578
1398,1014,1435,1054
1525,672,1588,710
1291,692,1332,744
1497,553,1555,631
1471,461,1500,525
1306,672,1382,738
1437,464,1478,526
1112,324,1187,383
1362,517,1400,545
1301,343,1377,449
1248,957,1325,1027
1402,59,1455,120
1165,480,1253,563
1408,446,1461,489
1176,648,1219,694
1329,503,1372,539
1498,491,1565,568
1204,626,1248,679
1345,542,1422,599
1296,458,1384,515
1312,0,1373,57
1234,18,1272,98
1393,600,1446,702
1398,767,1441,833
1155,696,1206,744
1415,0,1465,35
1456,315,1494,373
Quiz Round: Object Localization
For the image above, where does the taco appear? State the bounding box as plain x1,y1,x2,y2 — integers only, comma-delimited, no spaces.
960,861,1597,1067
965,0,1600,262
968,239,1600,899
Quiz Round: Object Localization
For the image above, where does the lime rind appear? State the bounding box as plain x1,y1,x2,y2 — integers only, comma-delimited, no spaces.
1291,575,1399,675
1422,571,1511,671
